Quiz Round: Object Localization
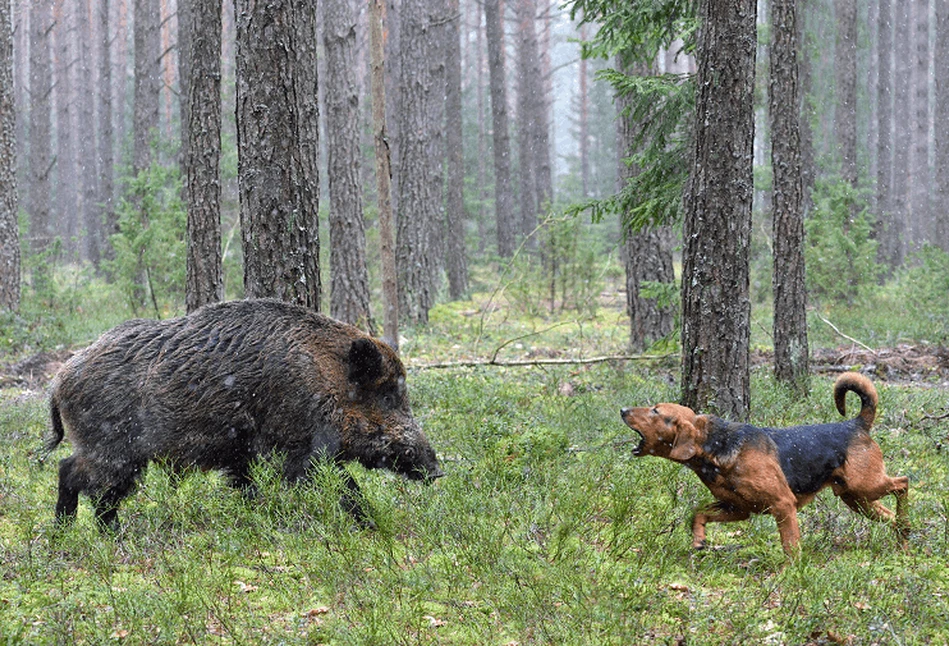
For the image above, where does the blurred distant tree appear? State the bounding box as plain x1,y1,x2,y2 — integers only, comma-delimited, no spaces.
28,0,54,257
323,0,373,330
396,0,447,325
0,0,18,310
484,0,516,257
445,0,469,299
935,0,949,253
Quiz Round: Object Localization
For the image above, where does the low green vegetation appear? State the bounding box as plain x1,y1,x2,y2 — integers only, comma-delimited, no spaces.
1,360,947,644
2,210,949,642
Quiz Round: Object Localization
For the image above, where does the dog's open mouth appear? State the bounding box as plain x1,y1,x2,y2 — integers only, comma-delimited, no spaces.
629,429,646,456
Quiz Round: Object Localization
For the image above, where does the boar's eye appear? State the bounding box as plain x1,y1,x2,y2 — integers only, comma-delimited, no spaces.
403,446,417,461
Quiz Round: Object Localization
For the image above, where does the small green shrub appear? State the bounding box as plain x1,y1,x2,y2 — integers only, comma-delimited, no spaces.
804,179,883,305
107,162,186,318
890,244,949,342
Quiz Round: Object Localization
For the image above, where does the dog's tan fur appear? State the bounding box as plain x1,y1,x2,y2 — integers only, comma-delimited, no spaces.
621,372,909,554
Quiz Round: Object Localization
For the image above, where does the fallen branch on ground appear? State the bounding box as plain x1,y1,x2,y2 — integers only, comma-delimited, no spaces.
411,353,676,370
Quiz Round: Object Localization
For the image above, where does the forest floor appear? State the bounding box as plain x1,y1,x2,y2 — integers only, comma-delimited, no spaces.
4,343,949,393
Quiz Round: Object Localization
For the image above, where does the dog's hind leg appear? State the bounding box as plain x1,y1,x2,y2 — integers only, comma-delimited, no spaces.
691,502,750,549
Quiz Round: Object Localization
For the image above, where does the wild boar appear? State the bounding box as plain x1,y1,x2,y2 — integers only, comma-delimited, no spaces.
45,298,441,530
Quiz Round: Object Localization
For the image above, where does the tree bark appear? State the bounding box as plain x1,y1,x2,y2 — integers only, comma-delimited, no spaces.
935,0,949,252
53,0,77,249
515,0,537,240
396,0,447,325
681,0,756,420
185,0,223,313
29,0,54,255
834,0,857,187
876,0,892,243
770,0,809,390
445,0,468,299
369,0,399,347
887,2,911,268
133,0,160,174
98,0,116,260
178,0,192,205
323,0,373,330
484,0,516,257
911,0,930,247
77,0,100,265
0,0,18,310
235,0,321,308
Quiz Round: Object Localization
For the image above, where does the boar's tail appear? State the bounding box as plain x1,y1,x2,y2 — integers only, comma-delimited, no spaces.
41,398,66,462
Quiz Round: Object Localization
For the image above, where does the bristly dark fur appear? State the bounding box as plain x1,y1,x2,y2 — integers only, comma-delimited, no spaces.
46,298,442,531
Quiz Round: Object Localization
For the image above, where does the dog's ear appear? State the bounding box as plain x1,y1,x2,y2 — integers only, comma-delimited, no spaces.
668,414,706,462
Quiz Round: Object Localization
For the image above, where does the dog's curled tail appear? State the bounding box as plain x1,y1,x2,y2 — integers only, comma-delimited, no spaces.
833,371,877,429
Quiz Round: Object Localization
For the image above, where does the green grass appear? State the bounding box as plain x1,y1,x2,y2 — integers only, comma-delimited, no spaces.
1,361,947,644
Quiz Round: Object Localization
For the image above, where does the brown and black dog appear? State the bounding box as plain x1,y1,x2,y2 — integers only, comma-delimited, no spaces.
620,372,909,554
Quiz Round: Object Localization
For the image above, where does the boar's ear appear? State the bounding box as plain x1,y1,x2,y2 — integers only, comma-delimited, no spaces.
348,338,384,386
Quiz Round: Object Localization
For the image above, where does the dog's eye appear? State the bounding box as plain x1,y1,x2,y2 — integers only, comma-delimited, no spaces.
651,407,660,415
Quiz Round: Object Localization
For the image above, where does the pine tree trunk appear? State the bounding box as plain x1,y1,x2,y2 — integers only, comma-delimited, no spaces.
133,0,160,174
911,0,930,247
53,0,77,249
324,0,373,330
369,0,399,347
444,0,469,299
98,0,116,260
185,0,223,313
77,0,100,265
935,0,949,253
876,0,892,242
0,0,18,311
396,0,447,325
835,0,857,187
178,0,192,205
771,0,809,390
484,0,516,257
236,0,321,308
515,0,537,240
888,3,911,268
29,0,54,255
681,0,756,420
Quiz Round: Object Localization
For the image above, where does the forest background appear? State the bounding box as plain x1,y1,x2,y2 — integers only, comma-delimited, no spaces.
1,1,949,644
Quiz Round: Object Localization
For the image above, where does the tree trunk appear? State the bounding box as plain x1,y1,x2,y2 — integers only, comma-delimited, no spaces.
77,0,100,265
133,0,160,174
617,59,674,352
178,0,192,205
935,0,949,252
369,0,399,348
323,0,373,330
98,0,116,260
887,2,911,268
0,0,18,311
53,0,77,249
876,0,892,242
681,0,756,420
835,0,857,187
235,0,321,308
185,0,223,313
911,0,930,248
515,0,537,241
484,0,516,257
396,0,447,325
444,0,469,299
770,0,809,390
29,0,54,256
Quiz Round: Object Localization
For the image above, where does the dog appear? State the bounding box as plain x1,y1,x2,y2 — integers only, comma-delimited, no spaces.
620,372,909,554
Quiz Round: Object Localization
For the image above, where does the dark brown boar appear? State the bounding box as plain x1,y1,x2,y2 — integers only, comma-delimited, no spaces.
45,298,441,530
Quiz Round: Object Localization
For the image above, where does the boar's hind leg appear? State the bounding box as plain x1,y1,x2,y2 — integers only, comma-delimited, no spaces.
91,467,142,533
55,456,84,523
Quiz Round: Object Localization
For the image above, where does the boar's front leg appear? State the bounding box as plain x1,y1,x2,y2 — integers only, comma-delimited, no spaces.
337,466,376,530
